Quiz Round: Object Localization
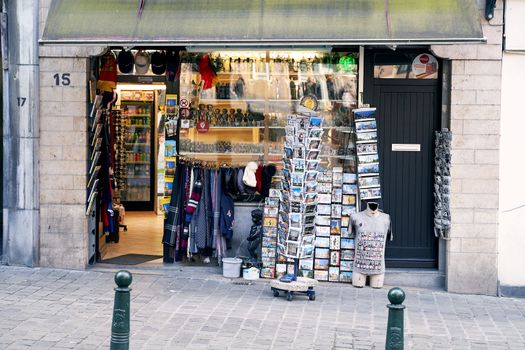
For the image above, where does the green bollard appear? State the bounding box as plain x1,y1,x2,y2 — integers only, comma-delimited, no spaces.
110,270,132,350
385,287,405,350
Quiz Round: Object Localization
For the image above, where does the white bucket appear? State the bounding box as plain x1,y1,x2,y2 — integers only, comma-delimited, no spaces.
243,267,260,280
222,257,242,278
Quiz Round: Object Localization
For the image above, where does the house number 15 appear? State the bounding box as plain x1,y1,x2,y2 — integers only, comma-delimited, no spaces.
53,73,71,86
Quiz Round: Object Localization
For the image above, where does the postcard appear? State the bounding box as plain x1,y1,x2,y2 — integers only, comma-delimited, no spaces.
342,184,357,194
309,127,323,138
356,142,378,155
307,159,320,171
358,154,379,165
331,204,342,218
315,248,330,259
342,205,356,216
314,270,328,281
356,131,377,143
329,267,340,281
317,204,331,216
315,225,330,237
360,187,382,200
332,188,343,203
315,215,331,226
339,271,353,283
355,119,377,132
341,249,355,260
330,219,341,235
343,172,357,184
330,235,341,250
341,238,355,249
359,176,381,188
330,251,340,266
342,194,356,205
317,193,331,204
340,260,354,271
314,259,329,270
315,237,330,248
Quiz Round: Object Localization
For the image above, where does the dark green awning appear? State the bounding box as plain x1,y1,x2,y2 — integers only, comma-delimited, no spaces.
41,0,484,46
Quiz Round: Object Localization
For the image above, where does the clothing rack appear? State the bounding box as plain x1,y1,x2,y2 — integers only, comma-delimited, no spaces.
177,155,256,169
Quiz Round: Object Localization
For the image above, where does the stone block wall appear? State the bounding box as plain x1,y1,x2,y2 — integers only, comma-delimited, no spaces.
432,7,503,295
38,56,89,269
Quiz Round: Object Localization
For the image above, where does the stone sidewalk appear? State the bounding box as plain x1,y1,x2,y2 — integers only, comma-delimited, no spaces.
0,266,524,350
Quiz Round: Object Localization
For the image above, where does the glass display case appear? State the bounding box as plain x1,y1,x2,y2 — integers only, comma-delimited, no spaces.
120,90,155,210
178,51,359,173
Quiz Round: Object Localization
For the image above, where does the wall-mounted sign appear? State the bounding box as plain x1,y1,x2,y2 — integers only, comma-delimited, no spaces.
392,144,421,152
412,54,438,79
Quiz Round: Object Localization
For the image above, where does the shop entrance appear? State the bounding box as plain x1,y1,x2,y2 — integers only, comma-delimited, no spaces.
363,49,440,268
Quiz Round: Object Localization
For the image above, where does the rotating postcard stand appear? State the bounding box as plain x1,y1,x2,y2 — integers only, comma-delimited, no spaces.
271,98,322,301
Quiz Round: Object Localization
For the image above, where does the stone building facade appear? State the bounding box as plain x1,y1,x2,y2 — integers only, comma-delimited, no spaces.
1,0,512,295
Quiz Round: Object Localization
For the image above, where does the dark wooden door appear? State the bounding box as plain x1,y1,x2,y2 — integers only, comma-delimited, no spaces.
364,50,440,268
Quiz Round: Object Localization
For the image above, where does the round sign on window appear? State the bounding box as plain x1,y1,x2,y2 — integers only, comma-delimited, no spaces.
411,54,438,79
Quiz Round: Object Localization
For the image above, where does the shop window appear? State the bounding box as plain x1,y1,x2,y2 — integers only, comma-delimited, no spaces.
178,50,359,174
374,53,439,79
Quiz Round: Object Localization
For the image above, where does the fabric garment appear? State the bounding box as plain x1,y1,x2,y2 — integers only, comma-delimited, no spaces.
255,164,263,193
97,52,117,92
261,164,277,197
351,210,392,275
164,163,236,263
163,162,186,247
220,168,235,240
243,162,258,188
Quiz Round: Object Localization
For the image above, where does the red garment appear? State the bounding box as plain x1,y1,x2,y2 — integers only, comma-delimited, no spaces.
198,54,216,90
97,52,117,92
255,164,263,193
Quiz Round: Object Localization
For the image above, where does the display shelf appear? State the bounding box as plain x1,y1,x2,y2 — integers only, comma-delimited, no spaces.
125,175,150,179
127,114,151,117
199,98,266,103
125,143,150,146
194,126,264,130
181,152,264,156
127,161,150,164
129,125,151,128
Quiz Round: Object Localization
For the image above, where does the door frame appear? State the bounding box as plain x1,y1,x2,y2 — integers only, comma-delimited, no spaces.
362,48,442,268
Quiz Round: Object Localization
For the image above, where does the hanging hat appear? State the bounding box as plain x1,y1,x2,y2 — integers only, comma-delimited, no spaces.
243,162,258,188
166,49,180,82
117,49,134,74
134,50,150,74
151,51,166,75
96,51,117,93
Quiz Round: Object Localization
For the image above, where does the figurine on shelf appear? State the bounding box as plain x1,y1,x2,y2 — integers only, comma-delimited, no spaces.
214,108,222,126
248,111,255,126
190,107,198,121
221,108,229,127
243,112,249,126
229,108,236,126
234,108,243,127
206,104,214,125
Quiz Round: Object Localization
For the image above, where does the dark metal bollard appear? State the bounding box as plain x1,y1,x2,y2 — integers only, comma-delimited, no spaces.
110,270,132,350
385,287,406,350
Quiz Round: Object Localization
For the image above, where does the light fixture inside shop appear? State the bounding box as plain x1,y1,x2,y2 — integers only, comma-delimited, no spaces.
185,46,333,53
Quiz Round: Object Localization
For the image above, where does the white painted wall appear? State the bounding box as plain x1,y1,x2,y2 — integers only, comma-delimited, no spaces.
499,52,525,287
504,0,525,51
498,0,525,289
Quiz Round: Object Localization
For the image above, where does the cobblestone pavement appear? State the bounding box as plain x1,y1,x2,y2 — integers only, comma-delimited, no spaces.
0,266,524,350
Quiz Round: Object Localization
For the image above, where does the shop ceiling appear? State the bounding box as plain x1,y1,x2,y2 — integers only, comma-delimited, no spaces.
41,0,485,47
